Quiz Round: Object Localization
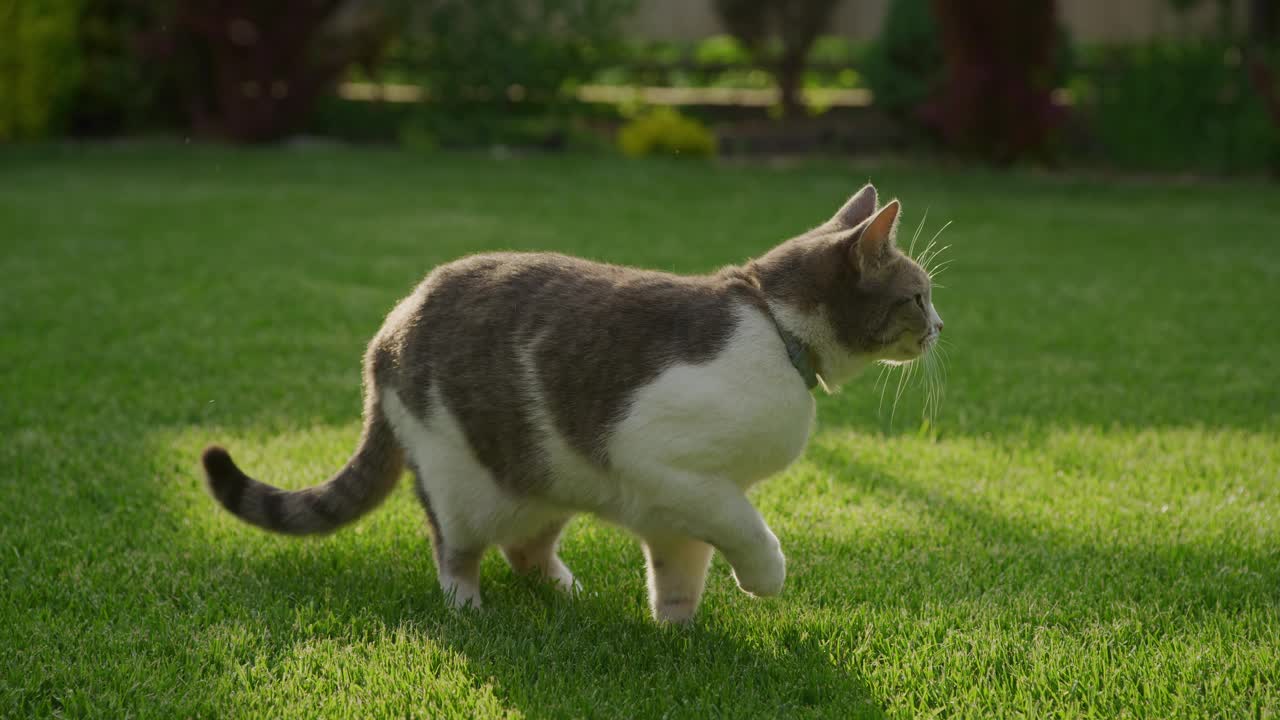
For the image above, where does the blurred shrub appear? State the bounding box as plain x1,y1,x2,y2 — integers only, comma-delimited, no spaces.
864,0,941,128
694,35,753,67
618,107,716,158
67,0,171,136
393,0,632,147
308,95,416,143
712,0,844,119
591,35,866,93
400,108,582,151
143,0,392,142
806,36,868,91
0,0,82,140
1087,43,1279,174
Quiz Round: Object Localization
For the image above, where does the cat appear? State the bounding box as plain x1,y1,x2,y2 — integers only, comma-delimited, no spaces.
201,183,944,623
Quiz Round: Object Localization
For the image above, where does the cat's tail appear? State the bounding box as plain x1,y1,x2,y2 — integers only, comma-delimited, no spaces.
201,397,405,535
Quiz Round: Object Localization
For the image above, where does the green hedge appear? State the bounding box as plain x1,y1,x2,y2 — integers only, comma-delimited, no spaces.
0,0,82,140
1082,43,1279,175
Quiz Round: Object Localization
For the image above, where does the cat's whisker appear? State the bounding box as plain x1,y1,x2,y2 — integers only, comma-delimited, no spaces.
918,336,950,429
909,207,930,259
928,265,955,282
877,362,896,421
926,357,945,429
931,353,948,416
916,221,951,267
888,363,908,426
920,243,952,276
917,239,940,270
918,222,953,272
933,350,951,378
920,356,932,421
932,343,951,372
927,258,956,280
889,358,919,427
925,220,952,249
876,362,893,415
911,359,925,415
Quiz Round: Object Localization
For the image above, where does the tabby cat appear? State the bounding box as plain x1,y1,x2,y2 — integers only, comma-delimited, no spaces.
203,183,943,623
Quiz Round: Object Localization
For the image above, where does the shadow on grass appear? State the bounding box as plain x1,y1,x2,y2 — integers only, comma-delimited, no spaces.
4,421,880,718
57,423,881,717
154,412,1275,718
10,415,1272,717
801,442,1279,616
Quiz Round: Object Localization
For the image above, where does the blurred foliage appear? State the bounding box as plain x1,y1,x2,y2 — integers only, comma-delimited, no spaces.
144,0,392,142
1167,0,1240,37
712,0,844,119
67,0,172,136
1083,42,1279,174
0,0,82,140
2,0,1275,176
308,96,416,144
399,108,584,151
864,0,941,130
694,34,753,66
2,0,393,142
591,35,868,95
389,0,633,147
617,106,717,158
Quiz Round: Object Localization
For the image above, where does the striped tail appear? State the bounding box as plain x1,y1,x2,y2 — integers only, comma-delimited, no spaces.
202,399,405,535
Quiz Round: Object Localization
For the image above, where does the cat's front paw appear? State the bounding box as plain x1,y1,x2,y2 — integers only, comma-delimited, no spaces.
732,543,786,597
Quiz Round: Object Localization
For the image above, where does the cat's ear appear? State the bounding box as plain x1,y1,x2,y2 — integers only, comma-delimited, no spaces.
850,199,900,274
823,183,878,231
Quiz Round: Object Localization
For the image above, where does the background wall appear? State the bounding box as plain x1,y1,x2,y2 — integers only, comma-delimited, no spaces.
623,0,1247,42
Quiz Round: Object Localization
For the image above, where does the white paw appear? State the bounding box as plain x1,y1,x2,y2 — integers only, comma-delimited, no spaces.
732,543,786,597
550,568,582,596
442,580,482,610
653,596,698,624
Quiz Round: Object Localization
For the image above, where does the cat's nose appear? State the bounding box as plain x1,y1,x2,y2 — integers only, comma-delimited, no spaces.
936,320,944,332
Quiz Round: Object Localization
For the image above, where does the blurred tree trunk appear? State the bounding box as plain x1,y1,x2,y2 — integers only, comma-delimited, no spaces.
1249,0,1278,41
925,0,1060,164
1246,0,1280,176
775,52,806,120
146,0,391,143
713,0,842,122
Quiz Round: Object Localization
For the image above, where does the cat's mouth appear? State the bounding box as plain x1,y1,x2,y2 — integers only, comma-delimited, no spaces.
878,331,930,363
887,332,936,361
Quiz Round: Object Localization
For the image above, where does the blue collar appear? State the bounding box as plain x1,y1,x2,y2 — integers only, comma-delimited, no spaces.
775,324,819,390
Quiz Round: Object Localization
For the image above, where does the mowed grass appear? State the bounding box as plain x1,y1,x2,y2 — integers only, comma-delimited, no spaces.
2,143,1278,719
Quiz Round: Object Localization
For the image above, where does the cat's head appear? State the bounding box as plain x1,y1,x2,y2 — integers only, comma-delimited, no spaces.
754,184,944,385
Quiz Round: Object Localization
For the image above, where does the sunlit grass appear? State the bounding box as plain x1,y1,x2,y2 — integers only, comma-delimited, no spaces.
2,143,1277,718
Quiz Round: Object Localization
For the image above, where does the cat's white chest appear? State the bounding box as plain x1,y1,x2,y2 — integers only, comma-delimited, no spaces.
610,305,816,485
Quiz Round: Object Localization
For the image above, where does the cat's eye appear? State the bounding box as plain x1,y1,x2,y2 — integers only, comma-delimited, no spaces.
913,293,925,310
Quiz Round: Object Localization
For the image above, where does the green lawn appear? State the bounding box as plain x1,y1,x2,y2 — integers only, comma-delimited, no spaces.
2,144,1278,718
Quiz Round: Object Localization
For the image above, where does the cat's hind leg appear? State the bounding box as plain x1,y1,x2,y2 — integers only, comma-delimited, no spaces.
411,469,486,608
502,518,579,594
384,389,495,610
642,534,714,623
